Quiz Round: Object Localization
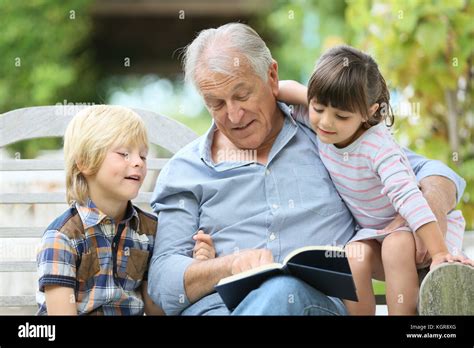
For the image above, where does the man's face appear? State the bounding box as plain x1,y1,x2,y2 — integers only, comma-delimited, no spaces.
197,62,280,150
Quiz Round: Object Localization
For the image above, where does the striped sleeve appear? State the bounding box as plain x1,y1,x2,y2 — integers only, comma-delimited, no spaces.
372,145,437,232
37,230,78,291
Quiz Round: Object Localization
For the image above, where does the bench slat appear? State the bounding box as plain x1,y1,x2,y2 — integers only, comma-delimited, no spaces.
0,227,44,238
0,296,37,307
0,192,153,204
0,261,37,272
0,158,168,171
0,106,198,153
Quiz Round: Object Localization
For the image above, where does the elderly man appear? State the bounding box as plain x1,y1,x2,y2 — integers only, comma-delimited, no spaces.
148,23,465,315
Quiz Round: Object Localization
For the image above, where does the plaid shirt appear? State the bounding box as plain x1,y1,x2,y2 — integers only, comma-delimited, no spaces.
36,199,157,315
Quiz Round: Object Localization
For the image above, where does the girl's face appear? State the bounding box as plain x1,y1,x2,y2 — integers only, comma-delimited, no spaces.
308,99,378,148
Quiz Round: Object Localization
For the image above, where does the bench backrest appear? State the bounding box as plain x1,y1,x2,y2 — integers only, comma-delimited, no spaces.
0,105,198,310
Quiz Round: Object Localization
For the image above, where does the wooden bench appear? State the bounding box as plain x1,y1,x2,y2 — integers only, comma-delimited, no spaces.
0,105,197,313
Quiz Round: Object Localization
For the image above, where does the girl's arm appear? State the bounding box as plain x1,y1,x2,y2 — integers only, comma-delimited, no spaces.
44,285,77,315
373,145,472,267
416,221,473,267
414,222,449,265
278,80,308,106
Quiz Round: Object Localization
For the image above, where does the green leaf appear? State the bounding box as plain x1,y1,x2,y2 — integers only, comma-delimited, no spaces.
415,20,448,56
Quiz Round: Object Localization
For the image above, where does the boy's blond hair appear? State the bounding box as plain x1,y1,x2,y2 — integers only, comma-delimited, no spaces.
64,105,149,205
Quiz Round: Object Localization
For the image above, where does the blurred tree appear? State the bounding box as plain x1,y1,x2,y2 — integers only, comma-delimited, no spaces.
264,0,473,228
346,0,474,226
264,0,348,82
0,0,97,158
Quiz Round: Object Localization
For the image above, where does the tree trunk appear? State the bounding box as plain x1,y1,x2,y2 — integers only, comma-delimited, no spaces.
445,89,460,165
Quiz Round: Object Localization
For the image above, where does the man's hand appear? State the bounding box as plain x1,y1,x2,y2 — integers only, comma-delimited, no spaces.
184,248,273,304
193,230,216,260
230,249,274,275
378,213,407,234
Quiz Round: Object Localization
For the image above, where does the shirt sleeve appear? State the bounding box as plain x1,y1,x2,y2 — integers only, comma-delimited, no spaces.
403,147,466,204
148,163,199,315
372,146,437,232
37,230,78,291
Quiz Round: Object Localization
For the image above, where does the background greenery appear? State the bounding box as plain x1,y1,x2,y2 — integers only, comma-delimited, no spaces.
0,0,98,156
1,0,472,229
263,0,473,228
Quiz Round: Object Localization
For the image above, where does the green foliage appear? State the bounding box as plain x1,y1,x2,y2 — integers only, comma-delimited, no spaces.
173,114,212,136
263,0,348,82
2,1,472,228
372,279,386,295
346,0,474,228
0,0,97,158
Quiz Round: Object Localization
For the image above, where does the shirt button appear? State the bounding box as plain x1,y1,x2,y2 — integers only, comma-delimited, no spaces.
269,233,276,241
265,169,271,176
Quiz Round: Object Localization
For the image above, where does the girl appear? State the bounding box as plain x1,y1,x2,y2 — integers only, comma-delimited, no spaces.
278,45,472,315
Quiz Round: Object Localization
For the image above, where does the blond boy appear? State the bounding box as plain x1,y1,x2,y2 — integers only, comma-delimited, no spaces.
36,105,163,315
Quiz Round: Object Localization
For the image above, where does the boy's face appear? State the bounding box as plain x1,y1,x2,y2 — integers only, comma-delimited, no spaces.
84,143,148,203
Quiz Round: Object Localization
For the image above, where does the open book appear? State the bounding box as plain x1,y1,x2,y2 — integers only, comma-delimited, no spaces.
215,246,358,310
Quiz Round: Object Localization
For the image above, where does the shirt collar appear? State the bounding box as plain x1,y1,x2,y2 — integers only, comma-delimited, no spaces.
75,198,139,230
199,102,298,171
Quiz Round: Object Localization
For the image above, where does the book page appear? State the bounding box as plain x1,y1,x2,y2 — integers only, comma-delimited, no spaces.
283,245,345,265
216,262,284,286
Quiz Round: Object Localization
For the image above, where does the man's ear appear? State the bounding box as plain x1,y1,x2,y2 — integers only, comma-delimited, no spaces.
268,59,279,98
369,103,379,117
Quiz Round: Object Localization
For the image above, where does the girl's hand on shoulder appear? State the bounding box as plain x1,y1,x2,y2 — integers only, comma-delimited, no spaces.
193,230,216,260
278,80,308,106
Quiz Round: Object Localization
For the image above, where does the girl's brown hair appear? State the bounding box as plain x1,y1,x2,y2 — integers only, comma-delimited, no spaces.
307,45,394,128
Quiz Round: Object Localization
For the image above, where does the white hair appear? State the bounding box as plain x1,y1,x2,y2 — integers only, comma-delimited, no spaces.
182,23,273,90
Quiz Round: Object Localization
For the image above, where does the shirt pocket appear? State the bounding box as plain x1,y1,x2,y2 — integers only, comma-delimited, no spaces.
125,248,150,281
293,164,345,216
77,250,100,290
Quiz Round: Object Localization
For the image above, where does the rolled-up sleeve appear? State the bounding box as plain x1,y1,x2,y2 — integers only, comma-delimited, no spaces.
404,147,466,204
148,162,200,315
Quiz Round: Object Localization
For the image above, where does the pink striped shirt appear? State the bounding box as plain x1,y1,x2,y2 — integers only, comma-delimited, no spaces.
317,122,436,233
291,105,465,256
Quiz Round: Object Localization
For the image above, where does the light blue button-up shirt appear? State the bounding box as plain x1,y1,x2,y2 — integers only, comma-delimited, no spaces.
149,102,466,315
